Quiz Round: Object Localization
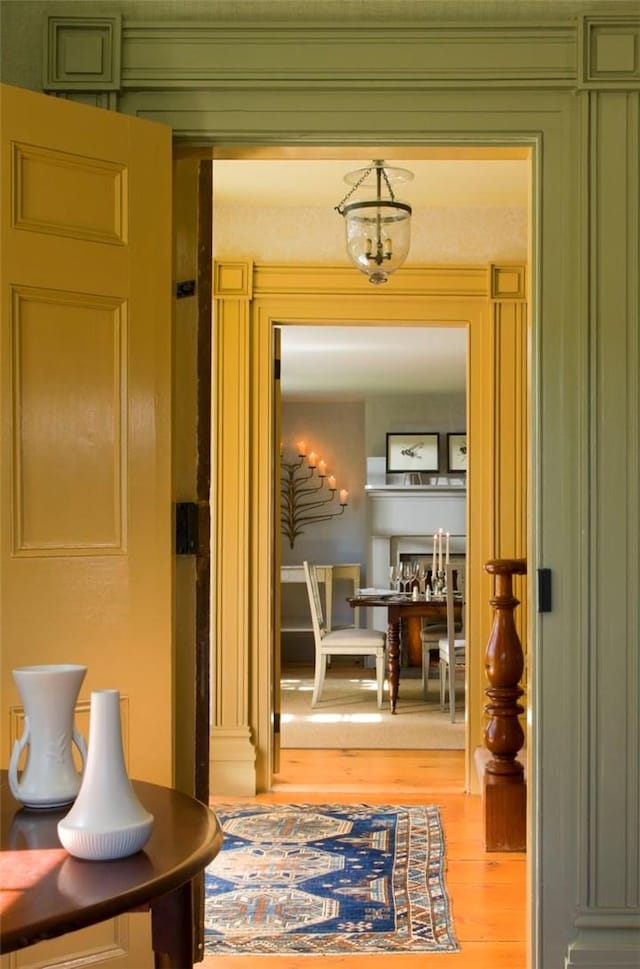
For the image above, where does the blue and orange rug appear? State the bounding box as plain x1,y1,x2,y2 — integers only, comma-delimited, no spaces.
204,802,459,955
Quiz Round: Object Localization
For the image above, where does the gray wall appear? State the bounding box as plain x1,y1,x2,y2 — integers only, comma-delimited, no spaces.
280,392,465,661
365,393,466,471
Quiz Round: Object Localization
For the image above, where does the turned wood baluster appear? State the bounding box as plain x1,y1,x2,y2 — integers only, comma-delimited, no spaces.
483,557,527,851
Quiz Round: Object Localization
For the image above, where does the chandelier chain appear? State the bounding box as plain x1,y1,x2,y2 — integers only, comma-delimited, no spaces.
334,163,396,215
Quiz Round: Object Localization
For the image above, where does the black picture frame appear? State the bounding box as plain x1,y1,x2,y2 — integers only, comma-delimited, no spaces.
447,433,467,473
385,432,440,473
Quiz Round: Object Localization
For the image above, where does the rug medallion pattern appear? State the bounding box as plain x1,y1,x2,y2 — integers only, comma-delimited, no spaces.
204,803,459,954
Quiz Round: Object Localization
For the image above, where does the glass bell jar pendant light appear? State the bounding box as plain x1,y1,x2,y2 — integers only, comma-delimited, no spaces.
335,159,413,284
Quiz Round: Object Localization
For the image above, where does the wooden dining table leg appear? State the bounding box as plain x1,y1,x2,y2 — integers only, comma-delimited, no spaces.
151,879,194,968
386,611,401,713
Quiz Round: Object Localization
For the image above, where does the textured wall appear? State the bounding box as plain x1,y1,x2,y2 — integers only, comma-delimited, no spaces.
214,204,527,263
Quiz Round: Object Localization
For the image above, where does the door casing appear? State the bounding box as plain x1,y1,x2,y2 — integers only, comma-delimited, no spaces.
212,259,528,796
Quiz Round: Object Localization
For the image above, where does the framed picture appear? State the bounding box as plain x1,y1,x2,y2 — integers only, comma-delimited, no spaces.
386,432,439,473
447,433,467,473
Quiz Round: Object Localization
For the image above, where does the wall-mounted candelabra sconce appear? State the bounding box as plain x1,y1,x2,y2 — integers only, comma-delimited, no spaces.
281,440,348,549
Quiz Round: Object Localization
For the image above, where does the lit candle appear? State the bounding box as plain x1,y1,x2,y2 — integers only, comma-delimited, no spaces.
446,532,450,565
438,528,443,572
432,534,437,577
339,489,348,505
307,451,318,468
317,459,327,477
296,440,307,456
327,475,336,490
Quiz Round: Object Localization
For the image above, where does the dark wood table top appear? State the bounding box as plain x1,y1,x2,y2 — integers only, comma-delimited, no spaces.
0,770,223,953
348,593,460,611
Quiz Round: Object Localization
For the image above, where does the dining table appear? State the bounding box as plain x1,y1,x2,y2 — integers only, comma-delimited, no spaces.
347,592,462,713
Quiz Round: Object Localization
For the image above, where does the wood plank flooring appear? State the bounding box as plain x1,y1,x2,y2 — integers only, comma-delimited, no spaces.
205,749,527,969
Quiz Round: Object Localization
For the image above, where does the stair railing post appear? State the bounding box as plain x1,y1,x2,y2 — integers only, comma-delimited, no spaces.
483,557,527,851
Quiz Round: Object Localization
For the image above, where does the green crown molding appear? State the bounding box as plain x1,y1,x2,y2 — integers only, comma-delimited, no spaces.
118,22,577,88
42,13,639,105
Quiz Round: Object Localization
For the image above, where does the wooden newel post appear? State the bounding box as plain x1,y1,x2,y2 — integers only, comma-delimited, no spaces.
483,558,527,852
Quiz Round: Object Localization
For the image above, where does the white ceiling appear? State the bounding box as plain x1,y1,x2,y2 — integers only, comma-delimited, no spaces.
213,157,528,399
280,325,467,401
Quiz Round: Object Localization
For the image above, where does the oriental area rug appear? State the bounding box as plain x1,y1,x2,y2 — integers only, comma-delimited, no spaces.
204,802,459,955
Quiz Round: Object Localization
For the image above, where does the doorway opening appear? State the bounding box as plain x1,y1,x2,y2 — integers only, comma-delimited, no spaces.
209,147,530,798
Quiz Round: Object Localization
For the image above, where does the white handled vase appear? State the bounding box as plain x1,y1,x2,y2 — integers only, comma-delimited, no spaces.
9,664,88,809
57,689,154,860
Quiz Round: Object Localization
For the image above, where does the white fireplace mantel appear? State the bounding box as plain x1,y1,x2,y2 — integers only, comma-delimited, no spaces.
365,486,466,538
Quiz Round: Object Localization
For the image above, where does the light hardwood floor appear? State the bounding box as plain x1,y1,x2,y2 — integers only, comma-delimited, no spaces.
206,749,527,968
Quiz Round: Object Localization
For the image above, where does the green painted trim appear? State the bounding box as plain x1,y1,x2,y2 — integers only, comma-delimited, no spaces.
43,15,122,91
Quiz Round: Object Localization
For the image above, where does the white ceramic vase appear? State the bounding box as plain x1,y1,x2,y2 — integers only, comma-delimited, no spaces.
57,689,154,861
9,664,88,809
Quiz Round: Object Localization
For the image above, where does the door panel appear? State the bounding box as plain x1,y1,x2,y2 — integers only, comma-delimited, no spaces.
1,84,172,969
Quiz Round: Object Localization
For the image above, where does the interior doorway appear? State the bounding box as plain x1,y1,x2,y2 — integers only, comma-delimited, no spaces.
210,148,530,797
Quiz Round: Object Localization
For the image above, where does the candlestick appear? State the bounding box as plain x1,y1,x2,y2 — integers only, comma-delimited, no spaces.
432,534,437,578
446,531,450,564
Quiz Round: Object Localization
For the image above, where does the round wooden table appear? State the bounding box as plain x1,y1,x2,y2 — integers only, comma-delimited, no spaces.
0,771,223,967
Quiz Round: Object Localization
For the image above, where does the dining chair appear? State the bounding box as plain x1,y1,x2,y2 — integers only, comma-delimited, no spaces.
439,562,466,721
303,561,387,707
421,567,450,697
421,613,447,697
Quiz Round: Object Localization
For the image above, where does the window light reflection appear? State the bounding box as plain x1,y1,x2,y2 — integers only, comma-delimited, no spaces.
280,712,383,724
0,847,67,902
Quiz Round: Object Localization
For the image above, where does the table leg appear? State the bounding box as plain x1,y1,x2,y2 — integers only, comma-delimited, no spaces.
152,879,193,968
387,615,401,713
406,615,424,666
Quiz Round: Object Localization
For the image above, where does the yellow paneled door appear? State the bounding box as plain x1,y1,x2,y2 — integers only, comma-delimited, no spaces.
0,85,172,968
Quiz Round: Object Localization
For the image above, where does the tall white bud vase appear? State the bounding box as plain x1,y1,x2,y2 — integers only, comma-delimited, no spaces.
9,664,88,809
58,689,154,860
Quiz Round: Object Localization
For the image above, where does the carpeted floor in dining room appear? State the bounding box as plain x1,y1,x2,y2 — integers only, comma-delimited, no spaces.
206,748,527,969
279,659,465,749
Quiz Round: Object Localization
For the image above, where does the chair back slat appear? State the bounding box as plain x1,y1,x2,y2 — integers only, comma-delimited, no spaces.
446,562,465,642
303,561,327,641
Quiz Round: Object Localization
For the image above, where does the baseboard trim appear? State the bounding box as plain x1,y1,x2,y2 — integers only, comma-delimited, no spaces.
565,918,640,967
